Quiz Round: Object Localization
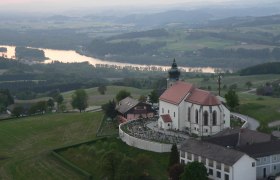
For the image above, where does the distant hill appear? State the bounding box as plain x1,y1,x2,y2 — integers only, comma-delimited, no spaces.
239,62,280,75
108,29,169,40
208,14,280,28
116,10,213,27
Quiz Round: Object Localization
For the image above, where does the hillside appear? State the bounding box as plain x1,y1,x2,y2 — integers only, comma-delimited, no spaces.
0,112,102,179
62,85,152,109
85,14,280,69
239,62,280,75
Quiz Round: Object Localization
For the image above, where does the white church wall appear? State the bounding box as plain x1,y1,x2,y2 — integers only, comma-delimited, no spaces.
159,100,179,129
178,98,188,131
222,104,231,128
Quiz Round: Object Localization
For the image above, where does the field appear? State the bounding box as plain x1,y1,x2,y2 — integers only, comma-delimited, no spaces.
59,138,169,179
0,112,103,180
186,74,280,95
238,93,280,124
62,85,152,109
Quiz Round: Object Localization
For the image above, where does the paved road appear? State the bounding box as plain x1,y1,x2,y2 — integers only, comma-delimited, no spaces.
231,112,260,130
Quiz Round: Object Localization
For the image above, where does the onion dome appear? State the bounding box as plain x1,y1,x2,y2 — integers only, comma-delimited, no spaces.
168,58,180,80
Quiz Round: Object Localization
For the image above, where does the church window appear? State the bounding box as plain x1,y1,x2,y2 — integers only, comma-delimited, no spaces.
188,107,191,121
174,112,176,117
203,111,208,126
162,108,164,114
212,111,217,126
195,110,198,124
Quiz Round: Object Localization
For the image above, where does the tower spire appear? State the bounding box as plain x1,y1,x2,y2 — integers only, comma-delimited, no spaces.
167,58,181,88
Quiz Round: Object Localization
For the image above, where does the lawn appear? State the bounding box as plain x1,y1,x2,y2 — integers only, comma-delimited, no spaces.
59,138,169,180
186,74,280,95
62,85,152,109
0,112,103,180
238,93,280,124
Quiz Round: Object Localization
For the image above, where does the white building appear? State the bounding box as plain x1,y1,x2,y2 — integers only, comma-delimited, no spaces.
203,128,280,179
158,60,230,136
179,138,256,180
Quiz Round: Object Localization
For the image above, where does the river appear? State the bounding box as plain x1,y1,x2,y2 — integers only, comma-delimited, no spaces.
0,45,219,73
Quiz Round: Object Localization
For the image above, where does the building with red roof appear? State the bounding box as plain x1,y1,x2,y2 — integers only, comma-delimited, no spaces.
116,97,155,122
158,60,230,136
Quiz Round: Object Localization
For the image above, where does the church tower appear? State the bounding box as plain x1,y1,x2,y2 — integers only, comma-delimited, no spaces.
167,58,181,88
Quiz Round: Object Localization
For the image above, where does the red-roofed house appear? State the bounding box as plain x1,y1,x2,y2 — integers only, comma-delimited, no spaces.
158,60,230,136
158,114,173,129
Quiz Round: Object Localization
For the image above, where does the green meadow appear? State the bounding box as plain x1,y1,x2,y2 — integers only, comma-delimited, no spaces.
0,112,102,180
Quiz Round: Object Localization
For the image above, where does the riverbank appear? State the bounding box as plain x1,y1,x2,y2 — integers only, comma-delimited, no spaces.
0,45,222,73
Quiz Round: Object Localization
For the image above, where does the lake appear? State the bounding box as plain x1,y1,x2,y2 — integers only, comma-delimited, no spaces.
0,45,219,73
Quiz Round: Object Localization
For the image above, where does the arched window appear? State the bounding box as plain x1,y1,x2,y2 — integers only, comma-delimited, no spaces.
212,111,217,126
195,110,198,124
188,107,191,122
204,111,208,126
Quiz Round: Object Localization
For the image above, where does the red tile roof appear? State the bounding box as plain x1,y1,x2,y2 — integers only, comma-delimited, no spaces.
186,88,221,106
159,81,194,105
161,114,172,123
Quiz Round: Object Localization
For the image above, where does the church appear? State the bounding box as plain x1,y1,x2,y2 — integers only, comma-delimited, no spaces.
158,59,230,136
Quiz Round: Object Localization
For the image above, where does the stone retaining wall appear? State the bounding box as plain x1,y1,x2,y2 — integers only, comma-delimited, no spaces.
119,121,172,153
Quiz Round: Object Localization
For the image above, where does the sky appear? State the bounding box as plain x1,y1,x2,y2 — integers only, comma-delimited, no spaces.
0,0,231,11
0,0,271,14
0,0,227,5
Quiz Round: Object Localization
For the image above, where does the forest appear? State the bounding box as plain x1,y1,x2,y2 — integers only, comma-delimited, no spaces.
0,57,166,99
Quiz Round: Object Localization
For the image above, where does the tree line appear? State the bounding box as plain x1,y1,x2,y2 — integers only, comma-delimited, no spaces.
0,58,166,99
86,39,166,56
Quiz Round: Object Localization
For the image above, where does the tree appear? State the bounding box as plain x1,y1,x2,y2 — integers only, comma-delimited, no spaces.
135,154,153,178
28,101,47,115
116,157,139,180
47,98,55,111
98,85,107,95
54,94,64,104
100,150,123,180
181,161,208,180
245,81,253,90
54,93,63,112
0,89,14,112
168,163,184,180
116,90,131,102
168,144,179,168
102,100,117,119
148,89,159,105
138,95,146,102
71,89,88,112
225,89,239,111
12,106,24,117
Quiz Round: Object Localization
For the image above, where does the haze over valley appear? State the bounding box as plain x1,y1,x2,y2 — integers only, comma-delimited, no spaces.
1,1,280,179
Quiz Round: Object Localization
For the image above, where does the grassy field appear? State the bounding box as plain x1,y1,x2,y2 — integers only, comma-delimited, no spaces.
186,74,280,95
238,93,280,124
62,85,152,109
0,112,103,180
59,138,169,180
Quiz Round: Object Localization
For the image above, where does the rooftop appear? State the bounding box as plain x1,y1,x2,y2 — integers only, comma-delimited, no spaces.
186,88,221,106
159,81,193,105
116,97,139,114
180,138,245,166
160,114,172,123
205,128,272,147
237,140,280,158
